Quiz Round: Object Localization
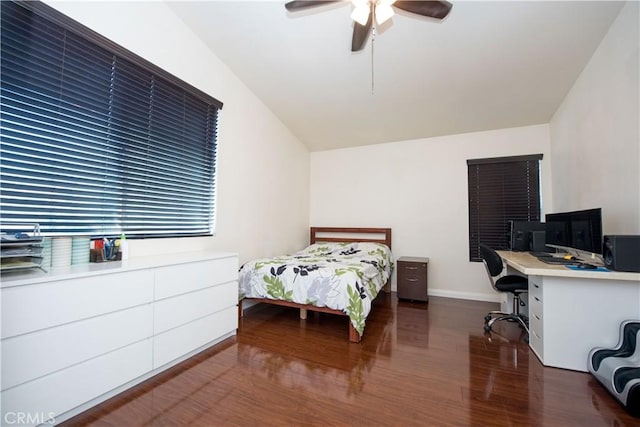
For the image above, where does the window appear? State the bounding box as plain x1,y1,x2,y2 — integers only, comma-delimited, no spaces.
467,154,543,261
0,1,223,238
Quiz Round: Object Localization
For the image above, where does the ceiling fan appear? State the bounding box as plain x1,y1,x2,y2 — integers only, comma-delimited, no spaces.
284,0,452,52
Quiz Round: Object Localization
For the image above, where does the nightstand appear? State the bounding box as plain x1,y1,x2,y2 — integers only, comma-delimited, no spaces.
397,256,429,302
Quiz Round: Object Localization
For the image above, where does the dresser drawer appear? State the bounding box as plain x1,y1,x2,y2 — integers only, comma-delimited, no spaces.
155,256,238,300
2,304,152,391
153,306,237,369
2,339,152,427
154,281,237,334
2,270,154,339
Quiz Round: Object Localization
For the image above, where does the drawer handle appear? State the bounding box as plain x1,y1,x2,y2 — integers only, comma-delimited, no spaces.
534,283,540,288
534,314,540,320
534,297,541,302
405,267,418,270
406,278,419,282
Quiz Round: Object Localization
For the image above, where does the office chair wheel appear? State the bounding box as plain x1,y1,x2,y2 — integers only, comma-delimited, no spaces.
484,324,492,333
524,335,529,344
484,315,492,323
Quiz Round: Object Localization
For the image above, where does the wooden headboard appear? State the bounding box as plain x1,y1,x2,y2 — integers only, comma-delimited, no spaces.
309,227,392,250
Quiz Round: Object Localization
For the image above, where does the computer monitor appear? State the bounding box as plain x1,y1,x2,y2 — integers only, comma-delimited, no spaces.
545,220,568,247
545,208,602,254
571,219,593,252
509,220,545,251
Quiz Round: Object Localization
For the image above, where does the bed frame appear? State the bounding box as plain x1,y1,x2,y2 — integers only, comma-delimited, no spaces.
239,227,392,343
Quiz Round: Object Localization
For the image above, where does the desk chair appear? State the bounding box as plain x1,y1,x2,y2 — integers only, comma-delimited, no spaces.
479,244,529,338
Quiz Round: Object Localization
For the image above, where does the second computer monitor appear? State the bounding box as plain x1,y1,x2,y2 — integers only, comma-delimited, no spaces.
545,208,603,254
510,220,546,251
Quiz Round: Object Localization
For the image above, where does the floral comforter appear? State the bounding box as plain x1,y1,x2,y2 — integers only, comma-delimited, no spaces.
239,241,394,337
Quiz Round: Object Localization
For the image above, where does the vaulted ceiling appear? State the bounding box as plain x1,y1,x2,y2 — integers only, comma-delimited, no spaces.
168,1,624,151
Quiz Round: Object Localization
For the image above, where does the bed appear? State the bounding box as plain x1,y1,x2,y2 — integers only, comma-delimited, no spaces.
238,227,393,342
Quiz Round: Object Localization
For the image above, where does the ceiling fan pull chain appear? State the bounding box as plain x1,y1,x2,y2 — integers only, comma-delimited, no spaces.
371,25,376,95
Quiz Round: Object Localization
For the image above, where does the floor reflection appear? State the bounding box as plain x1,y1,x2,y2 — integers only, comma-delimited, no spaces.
468,331,531,426
396,300,430,348
60,296,640,426
588,379,631,427
236,293,395,397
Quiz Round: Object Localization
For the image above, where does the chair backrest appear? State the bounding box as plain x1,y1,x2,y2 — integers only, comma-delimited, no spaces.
479,243,504,278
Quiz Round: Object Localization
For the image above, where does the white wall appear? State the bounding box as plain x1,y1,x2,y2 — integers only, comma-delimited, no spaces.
310,124,552,301
550,1,640,234
42,0,638,301
310,2,638,302
44,1,310,263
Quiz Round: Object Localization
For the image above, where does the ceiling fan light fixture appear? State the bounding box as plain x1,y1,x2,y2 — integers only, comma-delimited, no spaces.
285,0,452,53
350,1,370,26
375,3,394,25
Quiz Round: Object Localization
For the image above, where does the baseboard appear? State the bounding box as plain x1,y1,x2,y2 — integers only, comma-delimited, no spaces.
428,289,500,303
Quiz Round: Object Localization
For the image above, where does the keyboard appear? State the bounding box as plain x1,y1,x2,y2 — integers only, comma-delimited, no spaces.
531,251,553,257
536,256,578,265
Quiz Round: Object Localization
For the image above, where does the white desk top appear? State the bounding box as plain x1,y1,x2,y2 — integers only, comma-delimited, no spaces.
497,251,640,282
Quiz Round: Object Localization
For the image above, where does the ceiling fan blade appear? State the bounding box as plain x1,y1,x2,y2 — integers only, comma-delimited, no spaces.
285,1,341,12
351,6,373,52
392,1,452,20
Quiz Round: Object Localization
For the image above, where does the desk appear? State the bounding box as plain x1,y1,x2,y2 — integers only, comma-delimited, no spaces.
497,251,640,372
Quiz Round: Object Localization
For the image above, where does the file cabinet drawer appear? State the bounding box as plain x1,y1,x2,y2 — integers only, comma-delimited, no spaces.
397,257,429,302
530,326,544,359
529,275,543,301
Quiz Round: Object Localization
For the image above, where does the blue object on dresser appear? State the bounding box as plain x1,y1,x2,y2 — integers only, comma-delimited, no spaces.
588,320,640,417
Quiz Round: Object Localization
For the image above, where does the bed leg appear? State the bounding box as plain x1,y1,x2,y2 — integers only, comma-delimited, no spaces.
383,279,391,293
238,299,244,318
348,323,361,343
300,308,307,320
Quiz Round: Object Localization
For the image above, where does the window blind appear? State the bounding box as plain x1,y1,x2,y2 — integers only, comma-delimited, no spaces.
467,154,543,261
0,1,222,238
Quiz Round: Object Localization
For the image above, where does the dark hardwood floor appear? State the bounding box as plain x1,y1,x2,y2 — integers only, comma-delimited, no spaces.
61,294,637,426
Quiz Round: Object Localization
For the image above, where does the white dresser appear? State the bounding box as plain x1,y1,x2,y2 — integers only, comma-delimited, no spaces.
1,251,238,426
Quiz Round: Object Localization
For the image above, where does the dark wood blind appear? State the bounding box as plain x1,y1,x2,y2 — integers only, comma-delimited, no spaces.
467,154,543,261
0,1,223,238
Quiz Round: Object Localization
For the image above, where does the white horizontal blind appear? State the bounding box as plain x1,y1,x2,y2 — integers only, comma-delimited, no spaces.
0,1,222,237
